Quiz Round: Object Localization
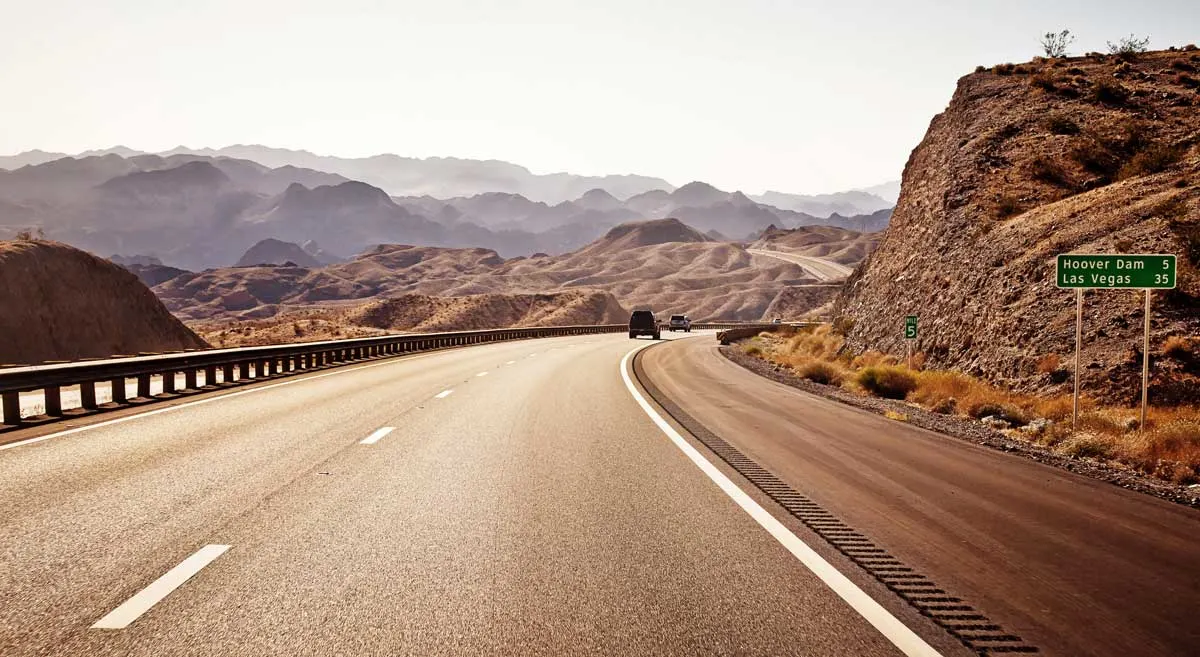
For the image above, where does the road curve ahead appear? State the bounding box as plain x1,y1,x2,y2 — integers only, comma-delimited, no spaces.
639,336,1200,657
747,248,853,281
0,332,964,657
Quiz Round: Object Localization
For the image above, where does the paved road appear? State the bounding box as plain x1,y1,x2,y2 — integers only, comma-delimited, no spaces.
640,337,1200,657
0,333,958,657
747,249,853,281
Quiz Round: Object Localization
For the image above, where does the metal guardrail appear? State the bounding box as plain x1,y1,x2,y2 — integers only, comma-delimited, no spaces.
0,325,627,427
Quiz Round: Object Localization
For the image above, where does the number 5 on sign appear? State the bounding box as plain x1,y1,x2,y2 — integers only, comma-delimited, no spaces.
904,316,918,339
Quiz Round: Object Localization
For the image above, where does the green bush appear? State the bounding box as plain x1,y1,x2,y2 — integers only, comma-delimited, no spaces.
856,366,918,400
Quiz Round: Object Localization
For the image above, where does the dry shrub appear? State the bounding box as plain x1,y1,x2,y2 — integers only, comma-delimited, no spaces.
782,324,843,362
995,63,1016,75
1117,411,1200,480
1056,432,1117,459
1044,114,1080,135
1030,70,1059,92
884,410,909,422
1163,335,1194,359
743,344,762,356
1034,395,1078,421
852,350,897,368
857,366,918,400
1177,73,1200,88
907,351,927,371
1036,353,1061,374
1172,59,1198,72
1091,78,1131,104
997,194,1023,217
1120,144,1185,179
965,399,1029,425
910,370,979,408
796,360,845,386
1029,156,1074,188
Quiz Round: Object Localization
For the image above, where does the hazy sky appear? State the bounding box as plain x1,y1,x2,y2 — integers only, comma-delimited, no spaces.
1,0,1196,194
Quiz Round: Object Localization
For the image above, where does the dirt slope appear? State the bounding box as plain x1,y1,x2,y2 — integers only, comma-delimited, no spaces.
836,49,1200,404
0,240,207,365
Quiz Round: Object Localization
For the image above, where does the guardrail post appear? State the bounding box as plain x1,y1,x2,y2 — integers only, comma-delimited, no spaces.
185,369,197,390
265,359,276,376
111,377,126,403
2,391,20,425
80,381,97,410
163,371,176,394
238,362,251,380
45,386,63,416
137,374,151,398
205,366,217,386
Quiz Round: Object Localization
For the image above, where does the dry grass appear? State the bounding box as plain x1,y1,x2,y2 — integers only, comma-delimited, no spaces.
1036,353,1062,374
741,331,1200,485
856,366,918,399
1163,335,1194,359
795,360,845,386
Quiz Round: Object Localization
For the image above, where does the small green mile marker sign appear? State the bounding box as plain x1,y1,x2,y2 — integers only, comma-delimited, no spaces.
1056,254,1176,289
904,315,918,339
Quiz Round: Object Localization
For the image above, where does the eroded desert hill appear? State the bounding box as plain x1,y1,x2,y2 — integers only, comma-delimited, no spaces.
196,290,629,347
154,218,821,322
0,240,208,365
836,48,1200,403
750,224,882,265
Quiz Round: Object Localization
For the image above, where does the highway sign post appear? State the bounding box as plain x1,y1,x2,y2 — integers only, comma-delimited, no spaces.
904,315,918,340
904,315,917,364
1055,254,1176,430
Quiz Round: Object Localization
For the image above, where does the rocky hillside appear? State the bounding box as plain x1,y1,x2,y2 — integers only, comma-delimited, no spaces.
837,48,1200,404
0,240,207,365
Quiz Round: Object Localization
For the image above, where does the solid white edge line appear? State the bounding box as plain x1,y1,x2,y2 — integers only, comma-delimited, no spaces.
91,544,230,630
360,426,395,445
435,389,453,399
619,346,943,657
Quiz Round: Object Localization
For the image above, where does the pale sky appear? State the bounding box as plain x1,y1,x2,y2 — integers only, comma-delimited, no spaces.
1,0,1196,194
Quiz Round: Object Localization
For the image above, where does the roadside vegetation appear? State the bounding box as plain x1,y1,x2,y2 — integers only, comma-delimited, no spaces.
741,325,1200,485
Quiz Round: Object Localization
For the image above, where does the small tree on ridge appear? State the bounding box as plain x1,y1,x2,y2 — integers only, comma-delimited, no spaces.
1040,29,1075,58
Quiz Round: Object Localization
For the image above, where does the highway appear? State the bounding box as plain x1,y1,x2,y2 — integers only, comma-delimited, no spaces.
640,337,1200,657
747,249,853,281
2,331,1196,656
0,332,963,657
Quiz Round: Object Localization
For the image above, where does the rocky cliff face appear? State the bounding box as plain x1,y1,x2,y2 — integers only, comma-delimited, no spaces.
836,49,1200,404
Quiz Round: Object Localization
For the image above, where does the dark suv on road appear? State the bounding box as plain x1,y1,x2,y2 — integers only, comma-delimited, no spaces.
628,310,661,340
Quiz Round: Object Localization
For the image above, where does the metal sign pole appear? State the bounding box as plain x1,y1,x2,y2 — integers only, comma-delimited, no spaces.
1141,290,1151,431
1073,288,1082,430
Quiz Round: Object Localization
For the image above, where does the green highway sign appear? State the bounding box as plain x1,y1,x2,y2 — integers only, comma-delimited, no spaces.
1056,254,1176,289
904,315,918,339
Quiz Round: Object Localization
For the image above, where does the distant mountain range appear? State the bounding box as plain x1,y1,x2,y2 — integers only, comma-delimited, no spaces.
0,151,892,269
0,145,896,215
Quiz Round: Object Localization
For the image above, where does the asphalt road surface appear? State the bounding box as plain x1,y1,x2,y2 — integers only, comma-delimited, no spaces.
0,332,965,657
640,337,1200,657
747,249,853,281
